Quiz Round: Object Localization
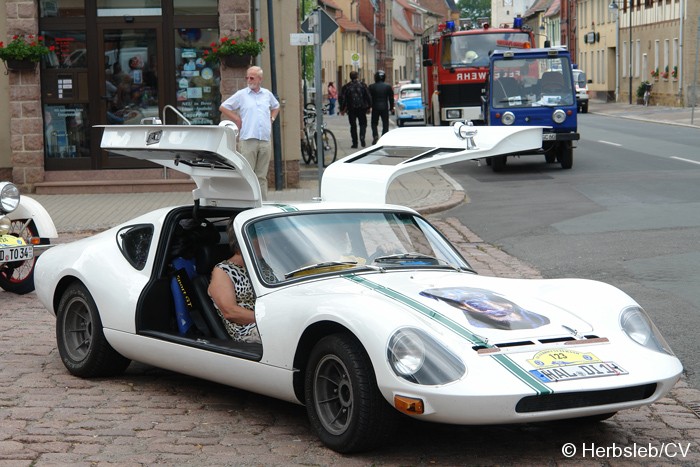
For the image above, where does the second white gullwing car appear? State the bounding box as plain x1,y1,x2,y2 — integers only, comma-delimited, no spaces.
35,116,682,453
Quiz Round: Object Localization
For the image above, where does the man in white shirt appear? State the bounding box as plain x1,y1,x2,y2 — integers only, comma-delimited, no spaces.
220,66,280,199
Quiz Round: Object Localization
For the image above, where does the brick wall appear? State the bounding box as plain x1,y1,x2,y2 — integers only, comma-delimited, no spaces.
5,0,43,193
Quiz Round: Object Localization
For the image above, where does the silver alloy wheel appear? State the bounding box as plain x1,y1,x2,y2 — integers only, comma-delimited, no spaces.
61,295,93,363
313,354,354,435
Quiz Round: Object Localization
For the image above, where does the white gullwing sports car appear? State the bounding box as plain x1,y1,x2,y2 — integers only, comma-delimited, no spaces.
35,117,682,453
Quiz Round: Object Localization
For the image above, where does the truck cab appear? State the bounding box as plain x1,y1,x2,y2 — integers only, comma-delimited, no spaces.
483,47,579,171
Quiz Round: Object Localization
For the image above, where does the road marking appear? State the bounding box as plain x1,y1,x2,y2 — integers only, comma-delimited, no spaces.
598,140,622,147
671,156,700,165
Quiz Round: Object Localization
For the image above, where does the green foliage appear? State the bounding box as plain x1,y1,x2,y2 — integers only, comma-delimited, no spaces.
0,34,52,62
456,0,491,24
203,29,266,63
300,3,315,83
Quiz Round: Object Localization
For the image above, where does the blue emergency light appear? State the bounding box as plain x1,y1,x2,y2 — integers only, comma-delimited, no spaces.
513,16,523,28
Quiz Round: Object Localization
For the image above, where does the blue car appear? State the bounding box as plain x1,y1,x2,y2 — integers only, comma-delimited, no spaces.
395,84,425,127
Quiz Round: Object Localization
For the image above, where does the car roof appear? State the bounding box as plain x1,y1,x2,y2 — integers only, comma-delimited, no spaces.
399,83,421,91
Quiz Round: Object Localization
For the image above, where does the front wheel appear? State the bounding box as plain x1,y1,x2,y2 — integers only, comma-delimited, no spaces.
557,141,573,169
0,219,39,294
304,333,396,453
316,129,337,167
56,283,131,377
301,136,314,165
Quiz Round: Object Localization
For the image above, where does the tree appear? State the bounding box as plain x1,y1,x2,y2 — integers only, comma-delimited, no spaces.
456,0,491,26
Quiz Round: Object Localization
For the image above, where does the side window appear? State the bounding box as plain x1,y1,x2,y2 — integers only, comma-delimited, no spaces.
117,224,154,270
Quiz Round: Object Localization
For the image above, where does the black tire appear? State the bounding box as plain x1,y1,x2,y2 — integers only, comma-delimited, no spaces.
301,138,313,165
397,119,404,127
557,141,573,169
304,333,396,453
318,129,337,167
56,283,131,378
0,219,39,294
545,152,557,163
491,155,507,172
580,102,588,113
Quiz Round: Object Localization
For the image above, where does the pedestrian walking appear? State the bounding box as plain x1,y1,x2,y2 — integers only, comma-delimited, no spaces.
368,70,394,145
219,66,280,199
339,71,371,148
327,82,337,116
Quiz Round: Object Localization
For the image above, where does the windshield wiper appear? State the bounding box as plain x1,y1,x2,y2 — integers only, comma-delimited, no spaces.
372,253,460,270
285,261,358,279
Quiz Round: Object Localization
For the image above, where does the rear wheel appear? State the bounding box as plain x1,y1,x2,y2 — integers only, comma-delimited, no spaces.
304,333,396,453
491,155,507,172
56,283,131,377
0,219,39,294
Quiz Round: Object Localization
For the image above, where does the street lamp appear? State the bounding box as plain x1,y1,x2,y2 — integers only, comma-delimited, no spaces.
609,1,619,102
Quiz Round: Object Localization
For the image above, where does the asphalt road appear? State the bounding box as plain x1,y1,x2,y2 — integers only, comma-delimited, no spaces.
440,112,700,390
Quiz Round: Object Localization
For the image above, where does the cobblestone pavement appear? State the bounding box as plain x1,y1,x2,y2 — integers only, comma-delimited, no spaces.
1,220,699,466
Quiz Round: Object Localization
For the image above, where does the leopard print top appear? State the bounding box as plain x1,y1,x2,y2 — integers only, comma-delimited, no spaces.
211,260,260,343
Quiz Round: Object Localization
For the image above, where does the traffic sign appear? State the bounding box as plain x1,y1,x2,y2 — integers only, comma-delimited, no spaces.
290,33,315,46
301,8,338,44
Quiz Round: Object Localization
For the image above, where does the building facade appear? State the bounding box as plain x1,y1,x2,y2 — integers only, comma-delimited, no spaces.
2,0,302,193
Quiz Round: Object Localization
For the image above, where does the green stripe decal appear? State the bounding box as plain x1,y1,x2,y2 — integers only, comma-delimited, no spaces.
344,274,553,395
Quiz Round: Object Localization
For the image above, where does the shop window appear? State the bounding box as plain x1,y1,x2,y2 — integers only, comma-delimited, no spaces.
40,0,85,17
174,28,221,125
42,31,88,69
43,104,91,159
174,0,217,15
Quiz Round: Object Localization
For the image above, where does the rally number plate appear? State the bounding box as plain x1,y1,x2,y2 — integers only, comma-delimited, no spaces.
0,245,34,263
530,361,628,383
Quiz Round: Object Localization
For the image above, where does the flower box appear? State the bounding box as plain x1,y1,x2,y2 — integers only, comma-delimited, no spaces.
2,58,37,72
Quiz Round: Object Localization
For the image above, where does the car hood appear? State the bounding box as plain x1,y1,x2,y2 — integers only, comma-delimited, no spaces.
342,271,612,344
100,124,262,208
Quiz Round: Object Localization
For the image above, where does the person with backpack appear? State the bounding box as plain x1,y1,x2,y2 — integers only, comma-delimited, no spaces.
368,70,394,145
339,71,371,148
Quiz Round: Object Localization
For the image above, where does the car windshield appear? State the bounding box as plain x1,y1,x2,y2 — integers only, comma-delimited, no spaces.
491,56,575,109
246,211,472,284
441,32,532,68
400,88,421,99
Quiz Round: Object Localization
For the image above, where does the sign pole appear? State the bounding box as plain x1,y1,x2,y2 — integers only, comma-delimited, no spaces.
313,9,324,196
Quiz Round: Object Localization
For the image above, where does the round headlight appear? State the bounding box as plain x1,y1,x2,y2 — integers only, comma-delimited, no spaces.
0,182,20,213
501,111,515,126
387,328,466,385
552,109,567,124
388,329,426,376
620,306,674,355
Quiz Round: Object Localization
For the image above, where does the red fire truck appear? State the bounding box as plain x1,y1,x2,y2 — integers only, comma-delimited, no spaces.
421,17,536,126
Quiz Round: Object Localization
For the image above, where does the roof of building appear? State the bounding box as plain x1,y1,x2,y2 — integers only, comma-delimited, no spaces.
392,18,415,42
335,13,371,35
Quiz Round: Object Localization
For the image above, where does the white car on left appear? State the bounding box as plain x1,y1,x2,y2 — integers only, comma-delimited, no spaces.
34,119,682,453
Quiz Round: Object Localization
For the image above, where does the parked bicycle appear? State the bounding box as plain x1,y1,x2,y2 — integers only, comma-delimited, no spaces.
301,108,337,167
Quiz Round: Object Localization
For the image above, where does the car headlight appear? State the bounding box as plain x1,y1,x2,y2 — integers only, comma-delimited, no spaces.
0,182,20,214
501,111,515,125
387,328,466,385
620,306,675,355
446,109,462,120
552,109,567,124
